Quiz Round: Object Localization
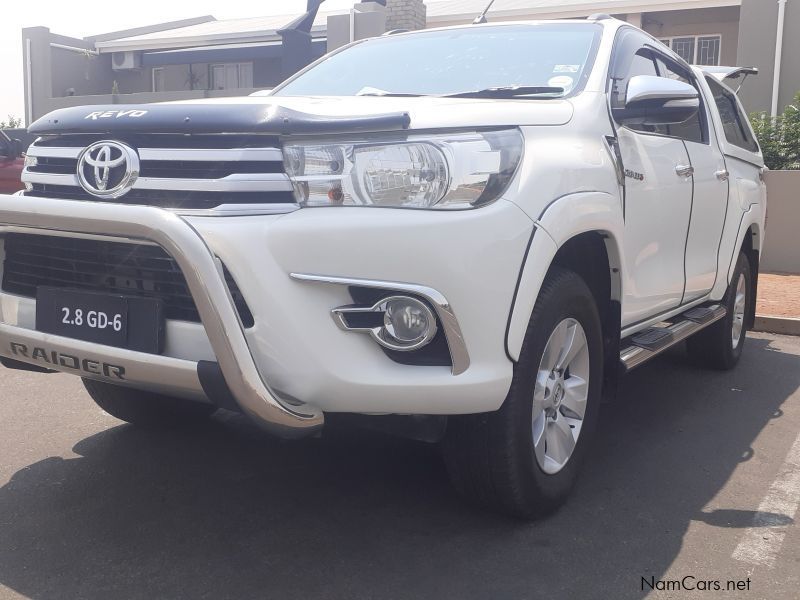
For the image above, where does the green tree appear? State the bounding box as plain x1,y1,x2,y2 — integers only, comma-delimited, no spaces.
0,115,23,129
751,91,800,170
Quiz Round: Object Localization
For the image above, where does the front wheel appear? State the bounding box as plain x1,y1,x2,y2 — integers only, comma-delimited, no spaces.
686,251,752,370
443,268,603,519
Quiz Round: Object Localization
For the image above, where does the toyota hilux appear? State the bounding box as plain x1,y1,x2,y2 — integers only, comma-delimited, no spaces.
0,16,766,518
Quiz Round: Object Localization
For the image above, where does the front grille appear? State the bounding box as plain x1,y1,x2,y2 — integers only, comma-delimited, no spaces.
25,184,294,210
1,233,254,327
23,134,297,210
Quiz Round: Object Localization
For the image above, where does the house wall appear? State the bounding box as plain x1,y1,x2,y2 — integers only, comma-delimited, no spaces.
386,0,426,31
327,3,388,52
22,24,285,122
738,0,800,115
253,58,284,89
642,6,740,66
761,171,800,275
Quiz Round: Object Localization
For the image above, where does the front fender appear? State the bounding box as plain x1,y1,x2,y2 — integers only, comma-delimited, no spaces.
505,191,625,361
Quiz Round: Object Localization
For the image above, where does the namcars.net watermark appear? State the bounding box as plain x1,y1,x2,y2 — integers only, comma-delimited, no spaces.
642,575,752,593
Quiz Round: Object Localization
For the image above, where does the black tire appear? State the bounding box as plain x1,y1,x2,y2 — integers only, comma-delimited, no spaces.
686,252,752,371
83,378,217,428
443,268,604,519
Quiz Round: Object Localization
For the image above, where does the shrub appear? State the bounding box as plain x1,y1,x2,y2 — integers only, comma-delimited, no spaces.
751,91,800,170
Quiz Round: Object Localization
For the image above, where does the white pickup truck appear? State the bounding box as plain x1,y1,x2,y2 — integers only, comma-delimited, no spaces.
0,16,765,518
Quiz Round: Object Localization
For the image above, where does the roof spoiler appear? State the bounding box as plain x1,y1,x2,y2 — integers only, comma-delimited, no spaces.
704,66,759,94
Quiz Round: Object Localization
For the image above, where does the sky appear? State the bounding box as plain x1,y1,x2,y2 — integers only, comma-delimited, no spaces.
1,0,362,123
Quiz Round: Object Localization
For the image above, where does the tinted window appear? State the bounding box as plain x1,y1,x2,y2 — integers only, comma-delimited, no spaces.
275,24,601,98
609,32,705,142
610,48,657,111
610,49,671,135
705,76,760,153
655,57,707,144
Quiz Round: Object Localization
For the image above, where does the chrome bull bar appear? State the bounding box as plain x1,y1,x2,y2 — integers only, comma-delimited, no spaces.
0,194,324,437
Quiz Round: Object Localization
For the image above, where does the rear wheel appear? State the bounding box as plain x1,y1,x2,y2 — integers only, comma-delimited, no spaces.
83,378,217,428
687,252,752,370
443,268,603,519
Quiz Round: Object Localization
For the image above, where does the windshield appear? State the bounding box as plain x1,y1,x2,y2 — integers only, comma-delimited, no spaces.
273,23,602,98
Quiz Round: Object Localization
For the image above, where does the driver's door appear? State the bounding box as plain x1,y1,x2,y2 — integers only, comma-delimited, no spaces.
609,33,694,327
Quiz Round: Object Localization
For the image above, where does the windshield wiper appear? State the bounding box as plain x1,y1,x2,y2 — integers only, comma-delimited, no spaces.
356,87,424,97
444,85,564,99
357,92,425,97
353,85,565,99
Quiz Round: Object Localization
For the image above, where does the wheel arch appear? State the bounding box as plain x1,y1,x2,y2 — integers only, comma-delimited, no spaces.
739,222,761,330
506,190,625,363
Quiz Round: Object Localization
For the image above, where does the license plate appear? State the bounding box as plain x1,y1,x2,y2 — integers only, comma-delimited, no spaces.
35,287,164,353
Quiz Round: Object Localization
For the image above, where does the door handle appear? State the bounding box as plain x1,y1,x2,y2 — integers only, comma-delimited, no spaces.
716,169,730,181
675,165,694,177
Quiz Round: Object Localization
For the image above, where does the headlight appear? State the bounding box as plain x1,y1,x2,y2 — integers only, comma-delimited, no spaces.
283,129,523,209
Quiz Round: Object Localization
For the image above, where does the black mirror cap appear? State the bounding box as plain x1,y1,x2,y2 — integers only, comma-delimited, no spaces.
615,97,700,127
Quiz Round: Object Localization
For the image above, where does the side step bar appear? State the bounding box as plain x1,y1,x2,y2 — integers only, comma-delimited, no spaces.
620,304,727,373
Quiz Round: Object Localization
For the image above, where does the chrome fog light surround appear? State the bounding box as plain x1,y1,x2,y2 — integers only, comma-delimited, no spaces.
290,273,470,375
332,295,438,352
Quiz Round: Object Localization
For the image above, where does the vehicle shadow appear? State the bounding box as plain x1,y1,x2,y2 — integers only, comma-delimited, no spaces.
0,336,797,600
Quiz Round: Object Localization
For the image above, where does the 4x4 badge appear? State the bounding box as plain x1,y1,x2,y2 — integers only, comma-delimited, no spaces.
624,169,644,182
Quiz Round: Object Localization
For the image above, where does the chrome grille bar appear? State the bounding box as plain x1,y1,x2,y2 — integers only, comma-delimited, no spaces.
23,139,295,212
137,148,284,162
25,146,82,159
22,172,78,186
23,171,294,193
135,173,293,192
27,145,284,163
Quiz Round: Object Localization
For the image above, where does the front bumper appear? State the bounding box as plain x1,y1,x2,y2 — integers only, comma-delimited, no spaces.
0,195,534,431
0,194,322,437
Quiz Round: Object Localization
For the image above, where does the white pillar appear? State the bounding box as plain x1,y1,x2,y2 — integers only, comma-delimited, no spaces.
771,0,788,117
626,12,643,28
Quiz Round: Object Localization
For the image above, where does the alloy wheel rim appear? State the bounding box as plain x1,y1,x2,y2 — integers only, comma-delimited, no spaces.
532,318,590,475
731,273,747,349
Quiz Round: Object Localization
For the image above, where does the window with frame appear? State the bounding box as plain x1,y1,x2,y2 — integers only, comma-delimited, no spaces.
658,35,721,66
152,67,165,92
705,76,760,153
611,44,706,144
654,56,707,144
210,63,254,90
611,48,669,135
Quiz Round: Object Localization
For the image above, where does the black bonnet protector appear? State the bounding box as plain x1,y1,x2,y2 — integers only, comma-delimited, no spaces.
27,103,412,136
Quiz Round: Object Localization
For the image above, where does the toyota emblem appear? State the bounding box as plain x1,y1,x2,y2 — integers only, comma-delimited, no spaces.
76,141,139,198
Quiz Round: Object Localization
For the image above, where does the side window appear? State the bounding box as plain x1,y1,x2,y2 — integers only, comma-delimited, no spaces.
611,48,668,134
655,57,708,144
608,28,660,111
609,29,708,142
705,76,760,153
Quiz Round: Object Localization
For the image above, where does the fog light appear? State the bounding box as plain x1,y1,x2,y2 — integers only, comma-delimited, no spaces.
377,296,437,350
332,295,438,352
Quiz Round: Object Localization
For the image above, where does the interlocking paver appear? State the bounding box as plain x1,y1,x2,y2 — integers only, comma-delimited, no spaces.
757,273,800,318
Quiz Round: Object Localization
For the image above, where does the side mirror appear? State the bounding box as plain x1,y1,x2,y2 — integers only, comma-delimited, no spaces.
616,75,700,126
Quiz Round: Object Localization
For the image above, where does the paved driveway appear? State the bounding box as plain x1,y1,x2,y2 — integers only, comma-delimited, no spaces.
0,332,798,599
